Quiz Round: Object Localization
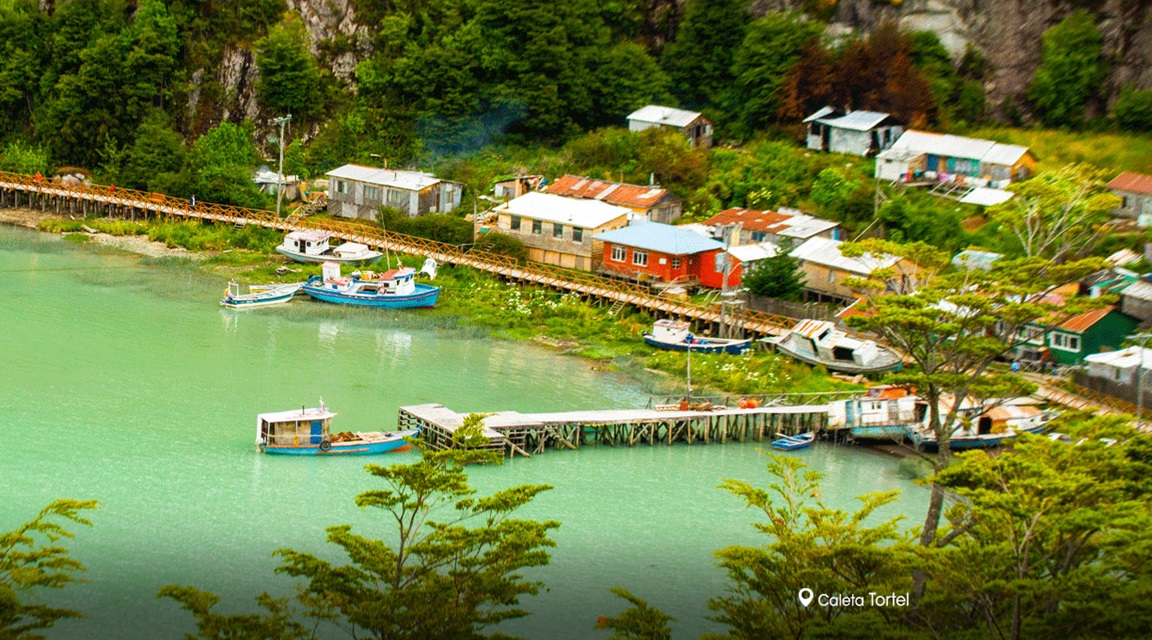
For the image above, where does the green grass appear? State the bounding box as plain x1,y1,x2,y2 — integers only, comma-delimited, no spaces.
965,126,1152,173
38,218,146,235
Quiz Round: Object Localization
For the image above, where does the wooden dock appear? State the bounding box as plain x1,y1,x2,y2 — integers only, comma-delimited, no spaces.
398,401,833,457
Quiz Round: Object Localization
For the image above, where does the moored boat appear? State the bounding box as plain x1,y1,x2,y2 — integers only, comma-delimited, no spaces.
275,230,383,265
770,431,815,451
643,319,753,354
256,402,417,455
301,262,440,309
906,401,1050,450
770,319,902,374
827,385,920,442
221,281,303,309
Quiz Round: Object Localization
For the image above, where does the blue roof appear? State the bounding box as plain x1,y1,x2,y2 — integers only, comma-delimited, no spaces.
592,223,724,255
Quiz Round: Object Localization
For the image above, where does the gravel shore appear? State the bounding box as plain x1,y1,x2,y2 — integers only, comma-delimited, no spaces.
0,207,201,259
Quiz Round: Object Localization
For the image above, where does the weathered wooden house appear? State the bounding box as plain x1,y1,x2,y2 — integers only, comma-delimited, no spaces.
803,107,903,157
788,237,919,303
1017,305,1138,366
593,222,737,289
875,131,1036,187
627,105,713,148
492,191,633,270
701,207,841,246
1107,172,1152,223
1120,279,1152,324
326,164,463,220
544,175,683,224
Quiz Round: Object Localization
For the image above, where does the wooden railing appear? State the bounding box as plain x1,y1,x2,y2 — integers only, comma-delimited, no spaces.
0,170,796,335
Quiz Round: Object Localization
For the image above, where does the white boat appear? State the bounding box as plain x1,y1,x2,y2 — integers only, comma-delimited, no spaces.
275,230,383,265
770,319,902,374
221,281,303,309
643,319,753,354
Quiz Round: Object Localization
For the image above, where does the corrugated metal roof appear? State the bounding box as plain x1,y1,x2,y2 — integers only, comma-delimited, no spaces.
1122,279,1152,302
1107,171,1152,195
959,187,1015,206
802,106,839,123
496,192,632,228
728,242,781,263
1085,346,1152,369
816,110,896,132
703,207,838,239
1058,305,1115,333
627,105,705,128
326,164,448,191
592,222,724,255
788,237,899,275
888,130,1031,166
951,249,1003,271
544,175,680,210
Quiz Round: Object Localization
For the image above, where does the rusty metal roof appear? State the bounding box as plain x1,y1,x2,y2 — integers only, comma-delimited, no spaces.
544,175,678,210
1058,305,1116,333
1107,171,1152,195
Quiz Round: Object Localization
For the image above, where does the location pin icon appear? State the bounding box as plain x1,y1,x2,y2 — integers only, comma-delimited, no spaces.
798,588,814,607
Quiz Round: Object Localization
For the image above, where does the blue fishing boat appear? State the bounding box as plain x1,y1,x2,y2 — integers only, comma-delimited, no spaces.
256,403,417,456
770,431,815,451
301,262,439,309
220,281,303,309
643,319,753,354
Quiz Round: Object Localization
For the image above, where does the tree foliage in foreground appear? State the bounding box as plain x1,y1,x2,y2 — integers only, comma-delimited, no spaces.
742,253,805,301
0,499,97,639
163,448,558,640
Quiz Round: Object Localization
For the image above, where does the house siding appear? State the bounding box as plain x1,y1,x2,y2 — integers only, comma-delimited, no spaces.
600,243,741,288
1037,311,1139,365
497,213,627,271
1112,189,1152,219
327,178,461,220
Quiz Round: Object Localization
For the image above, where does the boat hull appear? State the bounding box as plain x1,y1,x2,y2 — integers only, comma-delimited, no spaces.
770,432,815,451
301,282,440,308
849,425,909,441
221,284,302,309
908,429,1014,451
643,334,752,355
263,430,416,456
275,246,383,265
771,341,902,375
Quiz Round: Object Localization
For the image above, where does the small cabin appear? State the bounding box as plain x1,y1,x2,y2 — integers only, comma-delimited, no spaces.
650,319,694,344
257,407,334,450
828,386,920,429
283,230,332,256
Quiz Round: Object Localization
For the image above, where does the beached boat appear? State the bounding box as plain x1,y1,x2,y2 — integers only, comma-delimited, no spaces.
770,431,815,451
301,262,440,309
769,319,902,374
643,319,753,354
275,230,383,265
827,385,921,442
256,403,417,455
220,281,303,309
906,401,1050,450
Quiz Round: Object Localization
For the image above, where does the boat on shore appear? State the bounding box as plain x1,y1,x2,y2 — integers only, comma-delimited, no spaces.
301,262,440,309
643,319,753,354
906,400,1050,451
770,319,902,374
770,431,815,451
220,281,303,309
256,402,417,455
827,385,920,443
275,230,383,265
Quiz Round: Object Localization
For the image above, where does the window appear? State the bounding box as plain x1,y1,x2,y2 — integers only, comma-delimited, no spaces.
1018,325,1045,344
387,189,408,210
532,220,542,234
751,231,766,242
364,186,381,200
572,228,583,243
1123,196,1130,209
334,180,347,194
611,245,626,262
672,257,682,269
510,215,521,231
633,250,648,267
1051,332,1081,352
553,223,564,239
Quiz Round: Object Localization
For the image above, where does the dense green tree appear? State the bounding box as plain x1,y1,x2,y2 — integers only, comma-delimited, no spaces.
181,121,268,208
1113,85,1152,132
809,168,873,230
1027,10,1107,127
255,13,324,120
120,116,187,193
38,33,127,167
742,253,805,301
728,12,821,134
707,453,913,639
589,43,673,129
474,231,529,264
986,164,1118,262
596,588,673,640
876,197,966,252
275,448,558,639
661,0,748,113
122,0,182,114
1,500,98,638
0,0,48,139
0,140,52,175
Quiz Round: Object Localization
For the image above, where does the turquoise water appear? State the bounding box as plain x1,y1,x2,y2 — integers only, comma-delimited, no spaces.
0,226,929,639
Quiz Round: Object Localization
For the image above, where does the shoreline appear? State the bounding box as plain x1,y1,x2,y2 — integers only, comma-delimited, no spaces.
0,208,203,260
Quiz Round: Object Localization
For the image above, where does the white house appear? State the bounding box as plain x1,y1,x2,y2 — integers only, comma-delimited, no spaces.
803,107,903,157
627,105,713,148
326,164,463,220
875,130,1036,187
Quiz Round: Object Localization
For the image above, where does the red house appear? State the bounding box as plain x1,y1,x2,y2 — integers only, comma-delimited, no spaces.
592,223,740,289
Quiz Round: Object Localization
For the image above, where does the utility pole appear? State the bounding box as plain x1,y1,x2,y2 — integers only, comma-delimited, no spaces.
1133,333,1152,430
718,223,740,339
273,114,292,218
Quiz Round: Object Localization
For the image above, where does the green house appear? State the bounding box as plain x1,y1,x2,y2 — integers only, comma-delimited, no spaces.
1021,305,1139,366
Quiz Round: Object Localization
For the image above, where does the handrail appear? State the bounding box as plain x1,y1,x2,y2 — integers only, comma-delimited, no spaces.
0,170,796,335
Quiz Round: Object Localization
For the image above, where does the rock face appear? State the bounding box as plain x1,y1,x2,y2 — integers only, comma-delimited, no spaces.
286,0,373,84
754,0,1152,117
217,46,261,124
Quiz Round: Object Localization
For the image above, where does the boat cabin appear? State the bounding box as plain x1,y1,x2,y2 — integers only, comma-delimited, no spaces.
346,267,419,296
650,319,694,344
282,230,332,257
257,407,335,450
828,386,921,429
787,320,881,366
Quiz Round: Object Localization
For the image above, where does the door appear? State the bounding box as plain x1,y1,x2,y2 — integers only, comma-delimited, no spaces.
821,125,830,151
310,420,323,444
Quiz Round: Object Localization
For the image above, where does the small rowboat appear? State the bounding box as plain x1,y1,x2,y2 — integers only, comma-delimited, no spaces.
221,281,303,309
770,431,815,451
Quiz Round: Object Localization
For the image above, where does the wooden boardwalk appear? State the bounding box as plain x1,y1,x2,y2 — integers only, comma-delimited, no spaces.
399,400,834,457
0,171,794,336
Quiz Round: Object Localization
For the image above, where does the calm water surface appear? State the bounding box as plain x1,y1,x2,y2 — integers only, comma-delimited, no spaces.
0,226,929,639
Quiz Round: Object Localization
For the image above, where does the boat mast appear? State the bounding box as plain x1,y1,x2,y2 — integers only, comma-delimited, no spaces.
273,114,292,218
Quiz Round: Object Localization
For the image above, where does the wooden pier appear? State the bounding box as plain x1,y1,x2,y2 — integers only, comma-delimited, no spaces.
399,400,836,457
